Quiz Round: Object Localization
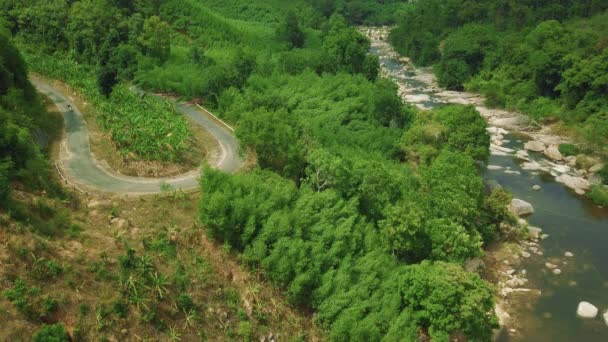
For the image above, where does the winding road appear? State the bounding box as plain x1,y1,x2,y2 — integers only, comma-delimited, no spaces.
33,79,244,194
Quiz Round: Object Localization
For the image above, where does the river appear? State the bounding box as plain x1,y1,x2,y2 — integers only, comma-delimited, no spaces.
363,27,608,342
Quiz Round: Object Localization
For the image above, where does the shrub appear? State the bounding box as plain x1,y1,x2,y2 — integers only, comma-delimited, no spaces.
598,164,608,184
176,293,194,312
558,143,579,156
588,185,608,206
32,324,70,342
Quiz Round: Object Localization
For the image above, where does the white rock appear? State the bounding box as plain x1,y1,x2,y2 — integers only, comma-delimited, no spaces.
533,185,542,191
552,165,570,174
577,302,598,319
487,165,503,171
491,150,509,156
564,252,574,257
524,141,546,152
545,262,558,269
528,226,542,239
544,145,563,161
521,251,531,258
553,269,562,275
504,170,521,175
522,162,543,171
603,310,608,326
518,218,527,227
492,144,515,153
510,199,535,216
555,174,590,192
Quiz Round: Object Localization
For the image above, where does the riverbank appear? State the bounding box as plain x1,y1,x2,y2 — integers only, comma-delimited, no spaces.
362,26,608,341
362,26,606,200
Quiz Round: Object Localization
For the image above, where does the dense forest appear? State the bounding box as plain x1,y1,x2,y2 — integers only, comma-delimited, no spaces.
0,0,537,341
390,0,608,164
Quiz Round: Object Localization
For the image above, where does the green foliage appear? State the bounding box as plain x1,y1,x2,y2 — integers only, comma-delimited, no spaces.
32,323,70,342
2,279,38,318
391,1,608,154
401,105,489,164
401,261,498,341
139,16,171,63
437,24,497,90
0,33,62,208
237,108,306,180
98,66,118,98
277,12,305,49
559,143,580,156
599,164,608,184
21,50,192,162
323,15,377,77
587,185,608,206
479,187,513,242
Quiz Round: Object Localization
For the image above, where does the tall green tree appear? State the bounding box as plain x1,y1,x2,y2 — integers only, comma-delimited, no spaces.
138,15,171,63
278,12,305,49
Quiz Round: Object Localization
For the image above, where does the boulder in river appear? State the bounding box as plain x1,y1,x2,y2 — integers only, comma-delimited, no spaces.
555,174,590,192
576,302,598,319
524,141,546,152
522,161,543,171
564,251,574,257
510,199,535,217
603,310,608,326
544,145,563,161
552,164,570,174
527,226,542,239
487,165,503,171
533,185,541,191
